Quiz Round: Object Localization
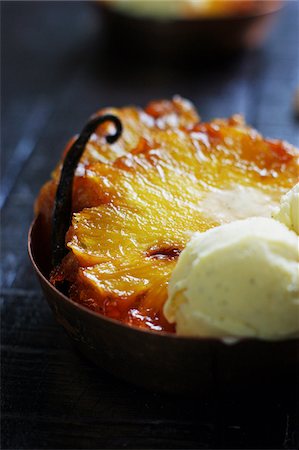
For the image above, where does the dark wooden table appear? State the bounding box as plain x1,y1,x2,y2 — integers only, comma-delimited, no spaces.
1,1,299,449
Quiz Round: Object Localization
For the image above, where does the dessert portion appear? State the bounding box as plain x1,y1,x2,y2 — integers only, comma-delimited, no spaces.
35,97,299,333
164,217,299,340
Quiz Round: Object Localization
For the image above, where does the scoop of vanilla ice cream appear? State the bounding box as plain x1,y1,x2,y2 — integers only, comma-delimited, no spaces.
273,183,299,235
164,217,299,340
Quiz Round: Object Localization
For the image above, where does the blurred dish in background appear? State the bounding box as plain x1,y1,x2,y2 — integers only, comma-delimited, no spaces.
105,0,273,19
97,0,283,58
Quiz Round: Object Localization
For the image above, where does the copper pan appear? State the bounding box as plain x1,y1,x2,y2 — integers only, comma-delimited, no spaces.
28,214,298,394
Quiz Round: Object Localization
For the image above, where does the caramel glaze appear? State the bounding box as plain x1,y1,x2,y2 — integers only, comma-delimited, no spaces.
38,97,298,332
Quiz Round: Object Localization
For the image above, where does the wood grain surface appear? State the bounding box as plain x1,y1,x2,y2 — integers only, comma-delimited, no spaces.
1,1,299,449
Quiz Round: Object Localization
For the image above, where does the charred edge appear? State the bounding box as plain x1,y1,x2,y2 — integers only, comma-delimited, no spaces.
51,114,123,268
146,245,182,261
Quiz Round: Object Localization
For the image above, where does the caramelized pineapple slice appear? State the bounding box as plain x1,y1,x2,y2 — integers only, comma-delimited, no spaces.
59,115,298,331
35,96,199,230
67,206,184,331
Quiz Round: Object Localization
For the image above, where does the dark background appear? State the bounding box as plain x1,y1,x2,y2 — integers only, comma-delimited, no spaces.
1,1,299,449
